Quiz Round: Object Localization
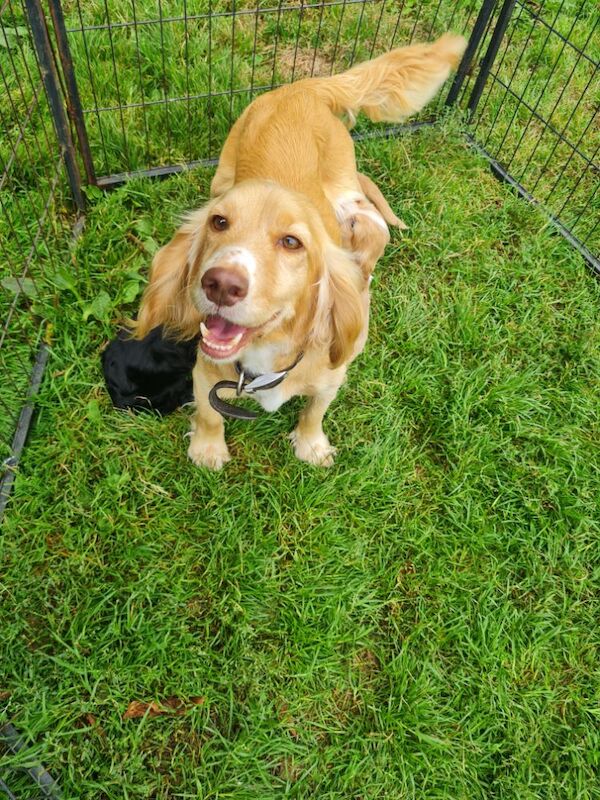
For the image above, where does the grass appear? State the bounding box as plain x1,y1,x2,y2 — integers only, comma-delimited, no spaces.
1,122,600,798
1,0,599,795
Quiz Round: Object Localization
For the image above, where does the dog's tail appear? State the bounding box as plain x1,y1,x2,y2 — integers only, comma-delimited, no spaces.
309,33,466,124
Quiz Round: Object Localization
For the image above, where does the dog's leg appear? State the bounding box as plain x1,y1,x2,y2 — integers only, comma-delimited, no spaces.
357,172,407,229
187,366,231,470
290,377,344,467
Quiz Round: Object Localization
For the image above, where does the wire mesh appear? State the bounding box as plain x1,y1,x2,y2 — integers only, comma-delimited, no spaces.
58,0,482,184
52,0,598,269
0,0,75,511
470,0,599,264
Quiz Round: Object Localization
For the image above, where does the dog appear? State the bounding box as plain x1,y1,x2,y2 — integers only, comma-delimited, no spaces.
133,34,466,468
102,325,199,415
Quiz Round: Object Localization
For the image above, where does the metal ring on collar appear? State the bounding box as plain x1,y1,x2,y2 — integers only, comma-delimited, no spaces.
236,369,245,397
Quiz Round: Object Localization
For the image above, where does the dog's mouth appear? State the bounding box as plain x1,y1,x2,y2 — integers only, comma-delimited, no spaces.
199,312,280,360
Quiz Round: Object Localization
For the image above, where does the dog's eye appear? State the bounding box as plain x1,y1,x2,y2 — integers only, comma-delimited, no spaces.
281,235,303,250
211,215,229,232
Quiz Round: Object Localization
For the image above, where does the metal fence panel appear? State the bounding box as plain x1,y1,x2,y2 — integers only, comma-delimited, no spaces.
0,0,81,514
467,0,599,271
57,0,485,183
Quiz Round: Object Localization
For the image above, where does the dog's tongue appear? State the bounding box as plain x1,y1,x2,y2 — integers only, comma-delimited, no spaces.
205,314,248,341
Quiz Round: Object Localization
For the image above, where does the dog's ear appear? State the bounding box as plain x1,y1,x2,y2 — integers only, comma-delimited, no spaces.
312,242,365,369
133,208,207,340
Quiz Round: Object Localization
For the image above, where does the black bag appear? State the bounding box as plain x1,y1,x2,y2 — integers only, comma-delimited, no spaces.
101,326,199,415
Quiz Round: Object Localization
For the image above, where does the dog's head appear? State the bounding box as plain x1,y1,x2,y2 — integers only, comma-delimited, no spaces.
134,180,365,368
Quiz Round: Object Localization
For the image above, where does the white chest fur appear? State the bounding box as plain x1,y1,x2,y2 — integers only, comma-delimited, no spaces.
241,342,293,412
252,386,288,412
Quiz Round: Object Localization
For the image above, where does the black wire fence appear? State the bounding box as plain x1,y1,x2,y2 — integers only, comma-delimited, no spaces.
55,0,484,184
0,0,83,516
465,0,598,268
0,0,598,520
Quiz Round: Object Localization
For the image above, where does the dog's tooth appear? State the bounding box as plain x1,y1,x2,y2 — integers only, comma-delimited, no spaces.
200,321,209,338
204,337,244,354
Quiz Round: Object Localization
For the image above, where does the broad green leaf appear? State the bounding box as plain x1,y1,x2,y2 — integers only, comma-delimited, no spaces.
1,276,36,297
82,290,112,322
120,280,142,304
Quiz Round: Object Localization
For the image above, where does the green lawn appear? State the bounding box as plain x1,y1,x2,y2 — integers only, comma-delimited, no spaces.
1,123,599,798
1,0,600,795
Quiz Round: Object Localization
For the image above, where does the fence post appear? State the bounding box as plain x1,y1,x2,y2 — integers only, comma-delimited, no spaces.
465,0,518,116
24,0,86,211
47,0,97,186
446,0,500,106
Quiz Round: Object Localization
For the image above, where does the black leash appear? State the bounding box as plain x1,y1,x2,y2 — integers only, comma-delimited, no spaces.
208,352,304,420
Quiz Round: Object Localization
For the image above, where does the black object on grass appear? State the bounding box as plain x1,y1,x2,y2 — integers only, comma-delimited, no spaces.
101,326,199,415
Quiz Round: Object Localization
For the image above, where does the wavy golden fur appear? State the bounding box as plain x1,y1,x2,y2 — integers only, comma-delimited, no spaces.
134,33,466,469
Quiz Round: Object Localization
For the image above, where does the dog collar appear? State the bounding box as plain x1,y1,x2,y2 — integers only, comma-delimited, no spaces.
208,352,304,420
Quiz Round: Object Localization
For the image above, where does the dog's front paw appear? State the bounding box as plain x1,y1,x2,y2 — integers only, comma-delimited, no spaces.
187,437,231,470
290,429,337,467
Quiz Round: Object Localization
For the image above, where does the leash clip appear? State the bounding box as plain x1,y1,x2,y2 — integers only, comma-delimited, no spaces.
243,370,288,394
236,369,245,397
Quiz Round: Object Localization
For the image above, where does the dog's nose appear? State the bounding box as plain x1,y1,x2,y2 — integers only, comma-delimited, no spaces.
201,267,248,306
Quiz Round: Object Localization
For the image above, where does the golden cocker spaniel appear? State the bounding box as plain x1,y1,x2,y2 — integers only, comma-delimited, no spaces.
134,34,466,468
